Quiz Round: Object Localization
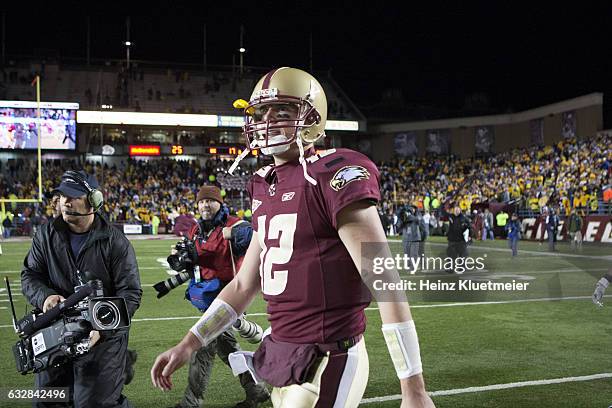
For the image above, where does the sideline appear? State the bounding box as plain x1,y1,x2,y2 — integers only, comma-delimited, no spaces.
360,372,612,403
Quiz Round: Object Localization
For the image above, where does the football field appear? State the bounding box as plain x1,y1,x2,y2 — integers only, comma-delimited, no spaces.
0,236,610,407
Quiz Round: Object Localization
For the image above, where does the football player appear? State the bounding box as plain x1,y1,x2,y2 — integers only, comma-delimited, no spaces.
593,267,612,307
151,67,435,408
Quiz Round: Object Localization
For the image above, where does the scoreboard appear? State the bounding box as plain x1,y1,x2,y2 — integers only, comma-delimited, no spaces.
128,144,257,157
207,146,257,156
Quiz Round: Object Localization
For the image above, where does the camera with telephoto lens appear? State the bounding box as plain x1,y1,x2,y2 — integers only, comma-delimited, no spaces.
400,205,416,223
153,238,198,298
233,315,264,344
166,237,198,272
9,278,130,375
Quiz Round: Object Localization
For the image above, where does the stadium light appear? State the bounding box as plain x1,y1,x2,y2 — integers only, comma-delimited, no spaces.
239,47,246,53
124,40,133,69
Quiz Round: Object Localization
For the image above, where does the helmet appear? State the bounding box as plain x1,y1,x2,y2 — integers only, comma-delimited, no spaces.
242,67,327,152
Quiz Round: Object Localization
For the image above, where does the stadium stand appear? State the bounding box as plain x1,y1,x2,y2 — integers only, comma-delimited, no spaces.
0,59,361,119
0,132,609,237
379,133,611,217
0,58,609,238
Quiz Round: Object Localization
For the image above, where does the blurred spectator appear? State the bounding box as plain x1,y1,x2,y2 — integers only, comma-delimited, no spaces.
482,208,494,240
567,209,583,251
505,213,522,257
2,213,13,238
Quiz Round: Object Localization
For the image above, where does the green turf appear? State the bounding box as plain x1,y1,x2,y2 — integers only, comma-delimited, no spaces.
0,237,610,407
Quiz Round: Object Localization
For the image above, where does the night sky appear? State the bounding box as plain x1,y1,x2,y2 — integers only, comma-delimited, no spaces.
4,3,612,122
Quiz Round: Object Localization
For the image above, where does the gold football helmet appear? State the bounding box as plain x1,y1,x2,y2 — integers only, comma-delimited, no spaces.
242,67,327,150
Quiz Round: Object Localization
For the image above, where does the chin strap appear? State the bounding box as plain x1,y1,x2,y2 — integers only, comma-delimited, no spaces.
297,134,317,186
228,148,251,175
228,132,317,187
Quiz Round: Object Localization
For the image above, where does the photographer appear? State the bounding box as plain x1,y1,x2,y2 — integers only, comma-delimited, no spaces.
443,204,471,273
21,170,142,408
396,205,422,271
173,185,269,408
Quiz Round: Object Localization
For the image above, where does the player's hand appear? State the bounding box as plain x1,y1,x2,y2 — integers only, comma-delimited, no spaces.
593,277,609,307
151,335,199,391
88,330,101,348
43,294,65,312
400,375,435,408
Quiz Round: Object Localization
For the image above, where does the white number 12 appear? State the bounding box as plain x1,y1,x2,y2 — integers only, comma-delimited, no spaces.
257,213,297,295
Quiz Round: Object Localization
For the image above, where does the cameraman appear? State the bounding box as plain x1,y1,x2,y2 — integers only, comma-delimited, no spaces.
443,203,471,273
176,185,269,408
396,205,422,271
21,170,142,408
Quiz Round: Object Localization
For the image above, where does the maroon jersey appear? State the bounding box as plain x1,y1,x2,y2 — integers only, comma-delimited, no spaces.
247,148,381,344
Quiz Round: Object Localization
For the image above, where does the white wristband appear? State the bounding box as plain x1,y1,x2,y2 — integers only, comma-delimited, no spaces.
382,320,423,379
190,298,238,347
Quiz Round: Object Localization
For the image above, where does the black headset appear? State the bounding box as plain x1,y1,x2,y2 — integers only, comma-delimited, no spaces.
63,170,104,212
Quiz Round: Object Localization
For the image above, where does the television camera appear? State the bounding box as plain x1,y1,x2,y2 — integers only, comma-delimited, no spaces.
5,275,130,374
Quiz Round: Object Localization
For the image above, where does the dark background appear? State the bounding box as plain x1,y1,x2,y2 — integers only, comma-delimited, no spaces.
3,2,611,124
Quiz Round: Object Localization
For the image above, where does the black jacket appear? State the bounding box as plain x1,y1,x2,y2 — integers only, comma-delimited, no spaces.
21,214,142,320
444,212,471,242
396,210,421,242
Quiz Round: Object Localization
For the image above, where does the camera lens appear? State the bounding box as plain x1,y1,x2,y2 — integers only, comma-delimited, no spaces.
92,301,120,330
97,305,114,325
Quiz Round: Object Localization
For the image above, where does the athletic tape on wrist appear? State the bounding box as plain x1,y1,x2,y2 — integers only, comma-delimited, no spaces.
190,298,238,347
381,320,423,379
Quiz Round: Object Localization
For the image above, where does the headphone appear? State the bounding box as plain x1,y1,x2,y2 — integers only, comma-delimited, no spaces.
63,170,104,212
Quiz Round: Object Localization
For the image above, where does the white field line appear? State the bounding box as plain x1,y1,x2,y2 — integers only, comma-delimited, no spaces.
3,265,608,276
388,239,612,260
1,266,166,273
129,294,610,320
360,372,612,404
400,267,607,278
3,294,607,329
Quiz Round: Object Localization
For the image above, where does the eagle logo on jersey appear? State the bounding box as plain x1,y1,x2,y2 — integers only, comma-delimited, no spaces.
330,165,370,191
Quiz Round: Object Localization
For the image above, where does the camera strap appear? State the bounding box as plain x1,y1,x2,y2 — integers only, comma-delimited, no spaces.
227,220,247,276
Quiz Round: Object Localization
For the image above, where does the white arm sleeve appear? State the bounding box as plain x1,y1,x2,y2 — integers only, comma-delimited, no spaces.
190,298,238,347
382,320,423,379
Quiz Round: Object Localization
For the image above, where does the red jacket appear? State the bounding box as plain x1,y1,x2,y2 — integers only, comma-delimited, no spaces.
186,216,244,283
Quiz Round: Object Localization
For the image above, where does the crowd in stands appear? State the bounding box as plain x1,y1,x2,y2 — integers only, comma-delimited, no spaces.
0,157,254,237
378,133,611,217
0,134,610,237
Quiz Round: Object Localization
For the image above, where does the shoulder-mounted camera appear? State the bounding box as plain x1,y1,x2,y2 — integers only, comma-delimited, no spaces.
5,277,130,374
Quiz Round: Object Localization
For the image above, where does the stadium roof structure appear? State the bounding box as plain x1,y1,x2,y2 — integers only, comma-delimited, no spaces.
372,93,603,133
